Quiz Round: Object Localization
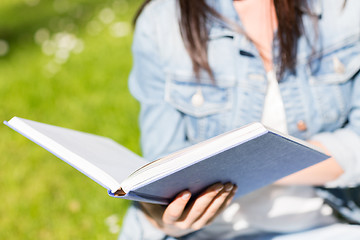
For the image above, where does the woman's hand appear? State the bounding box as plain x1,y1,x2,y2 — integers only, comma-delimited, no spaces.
139,183,237,237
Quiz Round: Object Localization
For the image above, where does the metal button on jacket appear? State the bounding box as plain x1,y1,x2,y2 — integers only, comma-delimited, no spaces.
191,88,204,107
297,120,307,131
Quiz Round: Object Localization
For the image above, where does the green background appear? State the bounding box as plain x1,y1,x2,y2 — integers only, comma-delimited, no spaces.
0,0,143,239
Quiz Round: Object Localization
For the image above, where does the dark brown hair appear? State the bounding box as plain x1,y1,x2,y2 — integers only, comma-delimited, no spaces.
134,0,316,80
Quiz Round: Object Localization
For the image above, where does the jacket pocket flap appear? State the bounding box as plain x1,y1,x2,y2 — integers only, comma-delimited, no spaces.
165,72,235,117
310,41,360,85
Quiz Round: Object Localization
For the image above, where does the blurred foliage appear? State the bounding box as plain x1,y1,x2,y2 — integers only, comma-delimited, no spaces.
0,0,143,239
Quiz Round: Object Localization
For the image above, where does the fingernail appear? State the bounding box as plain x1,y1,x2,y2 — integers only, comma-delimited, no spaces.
224,183,233,192
214,184,224,193
182,192,191,200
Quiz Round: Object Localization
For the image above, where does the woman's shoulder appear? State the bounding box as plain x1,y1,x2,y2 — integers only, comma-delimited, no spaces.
133,0,184,59
134,0,179,40
137,0,177,23
319,0,360,35
145,0,176,9
312,0,360,50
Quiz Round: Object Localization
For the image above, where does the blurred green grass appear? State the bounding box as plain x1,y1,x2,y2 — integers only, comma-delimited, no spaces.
0,0,143,239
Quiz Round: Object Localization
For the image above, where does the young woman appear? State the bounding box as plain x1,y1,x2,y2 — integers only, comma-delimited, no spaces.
120,0,360,239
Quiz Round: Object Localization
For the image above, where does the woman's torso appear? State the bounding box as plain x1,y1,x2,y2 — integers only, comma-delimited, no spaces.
142,0,359,143
130,0,360,237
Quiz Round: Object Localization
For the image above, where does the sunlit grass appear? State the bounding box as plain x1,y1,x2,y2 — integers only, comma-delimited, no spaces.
0,0,142,239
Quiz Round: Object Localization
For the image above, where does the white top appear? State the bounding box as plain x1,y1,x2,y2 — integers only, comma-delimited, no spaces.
261,71,288,134
196,72,337,239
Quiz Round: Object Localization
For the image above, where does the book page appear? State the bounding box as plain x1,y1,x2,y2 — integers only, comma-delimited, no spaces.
6,117,147,192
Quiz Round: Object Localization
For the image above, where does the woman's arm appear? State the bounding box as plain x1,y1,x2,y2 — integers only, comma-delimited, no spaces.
276,140,344,186
278,60,360,187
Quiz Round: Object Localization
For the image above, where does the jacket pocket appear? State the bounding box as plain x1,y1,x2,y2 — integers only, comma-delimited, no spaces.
308,39,360,126
165,72,236,142
309,38,360,85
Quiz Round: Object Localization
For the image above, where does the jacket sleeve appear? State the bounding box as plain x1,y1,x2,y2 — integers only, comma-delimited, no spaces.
311,70,360,188
128,5,190,162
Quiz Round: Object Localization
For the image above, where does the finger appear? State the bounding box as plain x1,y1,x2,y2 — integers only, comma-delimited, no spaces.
205,185,237,225
179,183,224,227
191,183,235,230
163,191,192,224
217,185,237,213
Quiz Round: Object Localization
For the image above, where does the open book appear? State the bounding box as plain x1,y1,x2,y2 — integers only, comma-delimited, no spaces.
5,117,329,204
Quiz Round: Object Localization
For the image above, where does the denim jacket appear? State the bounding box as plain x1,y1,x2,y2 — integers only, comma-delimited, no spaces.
129,0,360,188
120,0,360,239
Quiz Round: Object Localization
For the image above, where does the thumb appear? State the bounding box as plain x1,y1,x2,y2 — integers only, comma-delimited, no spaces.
162,191,191,224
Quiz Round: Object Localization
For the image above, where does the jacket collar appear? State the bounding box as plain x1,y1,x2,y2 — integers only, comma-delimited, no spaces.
301,0,323,18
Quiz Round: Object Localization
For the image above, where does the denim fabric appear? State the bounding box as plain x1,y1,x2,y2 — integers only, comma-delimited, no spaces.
129,0,360,187
119,205,360,240
119,204,168,240
121,0,360,239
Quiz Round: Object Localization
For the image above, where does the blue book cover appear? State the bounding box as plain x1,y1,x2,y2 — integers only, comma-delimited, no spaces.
124,131,329,204
5,117,329,205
